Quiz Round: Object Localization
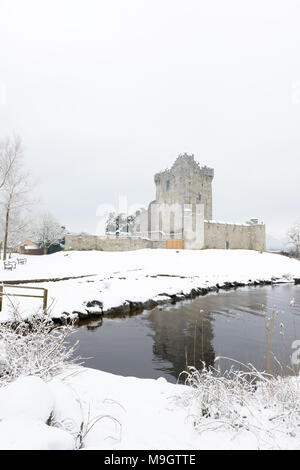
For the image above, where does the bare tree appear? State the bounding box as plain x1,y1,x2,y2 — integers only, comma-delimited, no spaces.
32,212,65,254
0,211,30,258
287,220,300,258
0,136,33,260
0,136,21,190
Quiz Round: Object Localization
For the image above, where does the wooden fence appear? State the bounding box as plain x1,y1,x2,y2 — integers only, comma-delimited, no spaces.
0,284,48,313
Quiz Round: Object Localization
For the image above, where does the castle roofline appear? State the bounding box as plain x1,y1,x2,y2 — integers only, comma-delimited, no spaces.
154,153,214,183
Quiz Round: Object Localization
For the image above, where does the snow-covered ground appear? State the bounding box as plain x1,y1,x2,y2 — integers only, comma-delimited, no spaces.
1,249,300,322
1,249,300,450
0,366,299,450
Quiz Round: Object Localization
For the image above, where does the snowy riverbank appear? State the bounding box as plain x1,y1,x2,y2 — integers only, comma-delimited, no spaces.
0,365,299,450
1,250,300,450
0,249,300,322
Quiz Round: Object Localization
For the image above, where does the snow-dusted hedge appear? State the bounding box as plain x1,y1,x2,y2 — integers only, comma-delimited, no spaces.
0,314,79,387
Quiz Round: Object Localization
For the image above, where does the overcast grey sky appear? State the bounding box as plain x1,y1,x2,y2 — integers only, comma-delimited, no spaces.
0,0,299,238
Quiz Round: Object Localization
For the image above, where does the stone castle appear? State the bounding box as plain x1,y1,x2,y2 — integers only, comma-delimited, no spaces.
65,153,266,251
133,153,265,251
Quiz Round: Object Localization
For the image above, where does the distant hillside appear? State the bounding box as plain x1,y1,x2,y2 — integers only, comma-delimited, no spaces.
266,233,286,251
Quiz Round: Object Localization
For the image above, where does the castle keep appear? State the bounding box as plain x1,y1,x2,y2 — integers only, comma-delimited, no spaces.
154,154,214,220
65,153,266,252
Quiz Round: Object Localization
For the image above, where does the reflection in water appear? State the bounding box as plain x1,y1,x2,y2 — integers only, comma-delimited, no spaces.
146,305,215,378
71,285,300,383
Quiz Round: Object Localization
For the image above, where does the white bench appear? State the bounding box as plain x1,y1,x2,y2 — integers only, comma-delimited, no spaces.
3,261,16,270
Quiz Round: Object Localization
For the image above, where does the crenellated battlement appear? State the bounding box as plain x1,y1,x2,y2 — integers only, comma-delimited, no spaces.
154,153,214,184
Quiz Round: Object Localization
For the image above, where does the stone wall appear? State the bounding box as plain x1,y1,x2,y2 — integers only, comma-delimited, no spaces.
147,202,184,241
183,205,205,249
65,222,265,252
65,234,166,252
204,221,266,251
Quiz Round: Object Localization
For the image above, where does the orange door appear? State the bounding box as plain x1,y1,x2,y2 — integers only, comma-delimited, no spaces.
166,240,184,249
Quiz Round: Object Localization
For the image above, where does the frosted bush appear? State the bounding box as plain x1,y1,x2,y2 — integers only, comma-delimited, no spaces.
0,314,79,387
178,358,300,446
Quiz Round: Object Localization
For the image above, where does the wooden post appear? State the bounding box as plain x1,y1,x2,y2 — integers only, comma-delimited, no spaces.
0,285,2,312
43,288,48,312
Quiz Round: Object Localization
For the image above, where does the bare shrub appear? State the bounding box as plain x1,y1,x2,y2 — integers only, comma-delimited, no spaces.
0,314,79,387
178,358,300,446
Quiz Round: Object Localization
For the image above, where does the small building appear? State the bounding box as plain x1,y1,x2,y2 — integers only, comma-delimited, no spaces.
17,239,43,255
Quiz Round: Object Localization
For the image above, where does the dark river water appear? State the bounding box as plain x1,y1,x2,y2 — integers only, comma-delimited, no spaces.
72,284,300,383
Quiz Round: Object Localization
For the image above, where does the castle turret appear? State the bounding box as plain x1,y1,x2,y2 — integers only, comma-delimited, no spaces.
154,153,214,220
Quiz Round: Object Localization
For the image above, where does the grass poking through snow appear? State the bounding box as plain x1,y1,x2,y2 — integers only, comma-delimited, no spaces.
177,358,300,448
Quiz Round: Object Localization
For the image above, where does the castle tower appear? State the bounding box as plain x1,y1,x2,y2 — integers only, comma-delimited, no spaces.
154,153,214,220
